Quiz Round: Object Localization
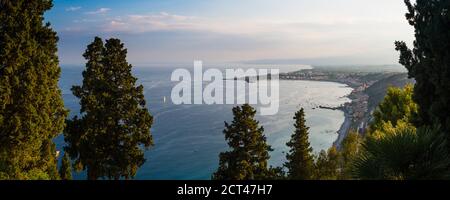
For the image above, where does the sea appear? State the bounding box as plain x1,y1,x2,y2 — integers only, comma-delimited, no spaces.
56,64,353,180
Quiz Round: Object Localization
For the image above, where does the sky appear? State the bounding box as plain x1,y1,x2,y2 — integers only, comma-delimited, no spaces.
46,0,415,66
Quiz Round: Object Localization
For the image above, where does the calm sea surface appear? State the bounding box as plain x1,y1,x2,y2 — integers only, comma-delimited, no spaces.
57,64,352,180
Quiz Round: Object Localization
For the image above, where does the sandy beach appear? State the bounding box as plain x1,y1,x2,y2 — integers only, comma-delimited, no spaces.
333,110,352,150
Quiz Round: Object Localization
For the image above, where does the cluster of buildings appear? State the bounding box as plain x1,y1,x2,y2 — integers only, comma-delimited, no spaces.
344,90,369,133
280,70,376,134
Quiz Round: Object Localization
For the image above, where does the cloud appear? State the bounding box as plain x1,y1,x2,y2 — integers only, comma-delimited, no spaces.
102,12,198,33
100,12,275,34
69,10,407,38
59,8,413,64
65,11,412,51
85,8,111,15
66,6,81,12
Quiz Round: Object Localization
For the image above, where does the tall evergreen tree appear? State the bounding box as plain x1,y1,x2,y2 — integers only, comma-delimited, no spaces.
64,37,154,180
213,104,273,180
284,108,314,180
59,153,72,180
0,0,67,180
395,0,450,135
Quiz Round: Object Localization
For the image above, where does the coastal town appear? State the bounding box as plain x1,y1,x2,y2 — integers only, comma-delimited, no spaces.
279,68,412,148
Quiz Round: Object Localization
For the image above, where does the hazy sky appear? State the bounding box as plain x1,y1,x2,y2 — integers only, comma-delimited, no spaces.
47,0,415,65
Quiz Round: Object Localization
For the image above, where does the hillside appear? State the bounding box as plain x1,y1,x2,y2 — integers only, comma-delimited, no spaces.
365,73,415,113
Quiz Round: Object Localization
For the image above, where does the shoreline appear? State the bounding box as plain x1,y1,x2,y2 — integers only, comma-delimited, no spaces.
333,109,353,150
280,78,356,149
279,67,372,149
319,85,355,149
278,66,356,151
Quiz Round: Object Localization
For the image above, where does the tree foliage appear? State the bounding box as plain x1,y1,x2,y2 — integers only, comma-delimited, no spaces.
339,131,361,179
351,0,450,179
353,125,450,180
64,37,154,180
0,0,67,180
314,147,339,180
213,104,274,180
395,0,450,134
284,108,315,180
371,84,418,131
354,84,449,179
59,153,72,180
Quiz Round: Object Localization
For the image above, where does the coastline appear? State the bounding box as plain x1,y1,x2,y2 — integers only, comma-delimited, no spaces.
316,85,355,149
280,66,357,150
334,109,353,149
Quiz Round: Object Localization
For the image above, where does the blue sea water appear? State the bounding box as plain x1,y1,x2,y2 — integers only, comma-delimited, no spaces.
57,64,352,180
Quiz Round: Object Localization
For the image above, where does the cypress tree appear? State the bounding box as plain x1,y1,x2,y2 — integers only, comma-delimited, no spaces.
0,0,67,180
395,0,450,135
64,37,154,180
59,153,72,180
284,108,314,180
213,104,273,180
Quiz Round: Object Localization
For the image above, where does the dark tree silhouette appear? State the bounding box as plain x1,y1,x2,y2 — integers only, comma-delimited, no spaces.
395,0,450,137
213,104,274,180
64,37,154,180
284,108,314,180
